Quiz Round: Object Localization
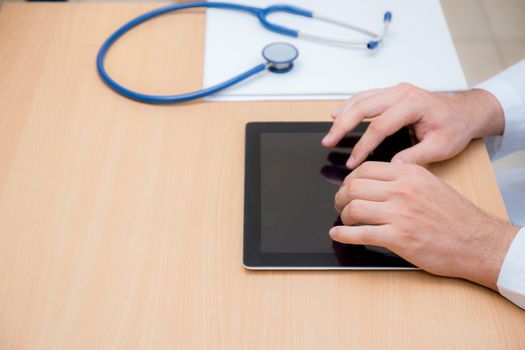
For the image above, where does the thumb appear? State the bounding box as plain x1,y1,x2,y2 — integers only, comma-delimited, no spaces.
391,139,442,165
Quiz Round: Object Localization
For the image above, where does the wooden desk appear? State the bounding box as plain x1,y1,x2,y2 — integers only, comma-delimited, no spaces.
0,3,523,349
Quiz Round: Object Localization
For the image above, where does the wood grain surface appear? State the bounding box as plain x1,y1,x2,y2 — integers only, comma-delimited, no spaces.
0,3,523,349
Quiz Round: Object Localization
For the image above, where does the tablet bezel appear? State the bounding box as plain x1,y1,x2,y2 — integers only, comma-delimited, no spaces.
243,122,417,270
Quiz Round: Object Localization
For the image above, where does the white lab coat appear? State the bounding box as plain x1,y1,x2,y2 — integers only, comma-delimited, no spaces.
476,59,525,309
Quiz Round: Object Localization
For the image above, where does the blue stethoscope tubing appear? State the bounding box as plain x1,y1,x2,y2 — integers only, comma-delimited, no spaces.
97,2,392,104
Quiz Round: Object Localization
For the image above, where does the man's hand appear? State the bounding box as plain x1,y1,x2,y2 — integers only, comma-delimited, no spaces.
322,84,505,168
330,161,519,290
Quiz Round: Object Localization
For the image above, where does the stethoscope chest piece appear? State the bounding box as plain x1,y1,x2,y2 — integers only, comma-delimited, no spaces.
262,42,299,74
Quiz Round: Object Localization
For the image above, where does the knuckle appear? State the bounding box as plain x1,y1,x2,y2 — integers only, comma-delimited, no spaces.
354,91,367,100
334,190,347,209
395,82,414,92
396,228,414,243
350,100,366,117
404,163,425,176
404,90,424,103
393,184,412,199
340,207,352,225
360,161,373,169
398,201,418,219
340,215,352,226
342,173,352,185
400,152,418,165
340,201,359,225
353,161,370,175
341,204,355,225
348,200,364,217
332,117,344,129
346,179,361,197
334,193,342,209
394,170,425,198
368,120,384,134
384,224,400,240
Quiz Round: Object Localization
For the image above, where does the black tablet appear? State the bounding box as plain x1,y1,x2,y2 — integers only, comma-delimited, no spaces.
243,121,417,270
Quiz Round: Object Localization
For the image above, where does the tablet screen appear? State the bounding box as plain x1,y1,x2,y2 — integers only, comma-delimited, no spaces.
244,122,416,269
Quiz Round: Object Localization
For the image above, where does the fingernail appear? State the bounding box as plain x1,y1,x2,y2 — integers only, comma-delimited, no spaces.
346,155,355,168
329,227,338,238
322,133,332,144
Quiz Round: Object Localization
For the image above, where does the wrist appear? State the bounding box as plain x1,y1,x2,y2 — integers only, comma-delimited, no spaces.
469,219,519,290
454,89,505,139
459,89,505,139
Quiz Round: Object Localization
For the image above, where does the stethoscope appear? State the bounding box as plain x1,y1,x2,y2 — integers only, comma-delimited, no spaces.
97,2,392,104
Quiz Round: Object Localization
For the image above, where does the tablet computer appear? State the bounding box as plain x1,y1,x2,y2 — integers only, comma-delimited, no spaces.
243,121,417,270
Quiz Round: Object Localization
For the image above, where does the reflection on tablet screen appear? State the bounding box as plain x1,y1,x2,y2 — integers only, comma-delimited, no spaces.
260,131,411,255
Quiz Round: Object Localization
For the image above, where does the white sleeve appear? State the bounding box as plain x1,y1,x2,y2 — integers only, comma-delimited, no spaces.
475,59,525,159
498,227,525,309
475,61,525,308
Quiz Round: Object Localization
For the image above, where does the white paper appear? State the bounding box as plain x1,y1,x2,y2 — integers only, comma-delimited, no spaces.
203,0,467,101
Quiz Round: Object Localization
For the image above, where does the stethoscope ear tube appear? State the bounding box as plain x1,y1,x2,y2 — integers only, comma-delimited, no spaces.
300,11,392,49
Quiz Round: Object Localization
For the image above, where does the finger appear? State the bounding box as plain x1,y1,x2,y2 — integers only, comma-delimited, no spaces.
336,88,387,119
391,136,446,165
335,178,391,211
324,92,392,147
339,199,390,226
343,161,399,185
348,96,421,168
323,87,407,148
330,89,382,118
329,224,391,246
331,104,345,119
